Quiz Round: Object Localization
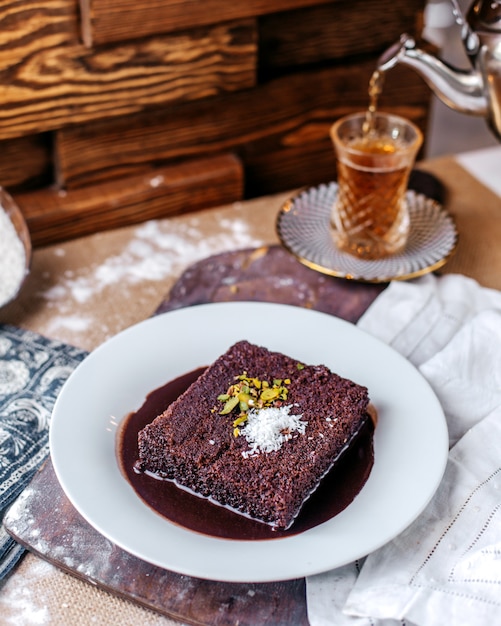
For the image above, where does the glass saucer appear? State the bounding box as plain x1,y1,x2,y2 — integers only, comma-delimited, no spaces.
276,182,458,283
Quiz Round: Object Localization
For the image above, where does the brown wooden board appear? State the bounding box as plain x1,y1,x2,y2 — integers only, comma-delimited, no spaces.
80,0,336,46
55,61,430,194
0,0,80,55
6,459,309,626
0,19,256,141
0,134,52,191
4,245,387,625
259,0,424,75
15,154,244,247
156,246,386,320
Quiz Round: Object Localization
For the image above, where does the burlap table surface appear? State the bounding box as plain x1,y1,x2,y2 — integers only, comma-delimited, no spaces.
0,154,499,625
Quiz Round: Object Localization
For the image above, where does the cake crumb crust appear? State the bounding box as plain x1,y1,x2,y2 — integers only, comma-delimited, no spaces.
136,340,370,529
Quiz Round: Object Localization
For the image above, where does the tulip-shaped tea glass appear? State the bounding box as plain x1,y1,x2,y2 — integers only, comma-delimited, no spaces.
330,112,422,260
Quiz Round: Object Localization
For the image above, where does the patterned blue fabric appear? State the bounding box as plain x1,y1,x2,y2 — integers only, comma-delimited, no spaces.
0,324,88,578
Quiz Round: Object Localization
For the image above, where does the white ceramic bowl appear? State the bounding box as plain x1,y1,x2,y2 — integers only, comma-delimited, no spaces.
0,188,32,309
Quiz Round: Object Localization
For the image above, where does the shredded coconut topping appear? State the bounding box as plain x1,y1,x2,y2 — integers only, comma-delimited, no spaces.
240,405,307,458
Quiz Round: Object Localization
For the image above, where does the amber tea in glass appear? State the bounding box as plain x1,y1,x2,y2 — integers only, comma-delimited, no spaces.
330,111,422,259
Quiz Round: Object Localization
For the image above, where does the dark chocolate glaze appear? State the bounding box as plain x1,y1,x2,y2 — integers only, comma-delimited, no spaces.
117,368,374,541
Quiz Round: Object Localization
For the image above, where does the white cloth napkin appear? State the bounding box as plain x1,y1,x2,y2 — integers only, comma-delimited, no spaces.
306,273,501,626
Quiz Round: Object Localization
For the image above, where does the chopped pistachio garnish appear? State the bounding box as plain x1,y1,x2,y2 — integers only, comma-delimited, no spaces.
217,371,293,436
260,387,281,402
220,395,239,414
233,415,248,427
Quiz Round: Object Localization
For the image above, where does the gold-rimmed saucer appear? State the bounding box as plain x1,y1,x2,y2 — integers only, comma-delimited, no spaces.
276,182,458,283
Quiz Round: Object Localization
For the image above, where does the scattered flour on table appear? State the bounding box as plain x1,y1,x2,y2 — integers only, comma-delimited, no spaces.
40,215,264,337
0,557,53,625
0,204,26,307
0,553,184,626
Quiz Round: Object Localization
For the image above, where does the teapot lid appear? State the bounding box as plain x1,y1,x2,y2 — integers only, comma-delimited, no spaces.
468,0,501,33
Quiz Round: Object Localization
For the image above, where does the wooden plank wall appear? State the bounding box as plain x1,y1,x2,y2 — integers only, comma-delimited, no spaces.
0,0,430,246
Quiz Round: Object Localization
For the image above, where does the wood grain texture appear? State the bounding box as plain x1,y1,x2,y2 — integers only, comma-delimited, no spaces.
0,19,257,140
55,62,431,196
80,0,334,46
16,154,244,246
0,134,52,190
0,0,80,58
0,0,430,241
259,0,424,73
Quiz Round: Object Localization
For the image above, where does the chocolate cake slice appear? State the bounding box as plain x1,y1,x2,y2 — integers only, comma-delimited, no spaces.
135,340,371,530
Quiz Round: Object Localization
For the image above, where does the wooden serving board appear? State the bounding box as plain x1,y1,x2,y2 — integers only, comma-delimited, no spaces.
5,245,387,625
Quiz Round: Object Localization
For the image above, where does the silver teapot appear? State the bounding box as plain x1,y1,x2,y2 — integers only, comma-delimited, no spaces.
378,0,501,140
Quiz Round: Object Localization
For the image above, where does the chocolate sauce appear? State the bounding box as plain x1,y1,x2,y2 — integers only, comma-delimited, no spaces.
117,368,374,541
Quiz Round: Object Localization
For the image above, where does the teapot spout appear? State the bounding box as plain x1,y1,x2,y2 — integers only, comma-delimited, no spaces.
378,34,488,117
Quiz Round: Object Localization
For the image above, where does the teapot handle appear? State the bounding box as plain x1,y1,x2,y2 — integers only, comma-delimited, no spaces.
450,0,480,57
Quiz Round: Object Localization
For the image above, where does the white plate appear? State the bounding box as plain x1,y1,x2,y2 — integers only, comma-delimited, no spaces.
50,302,448,583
